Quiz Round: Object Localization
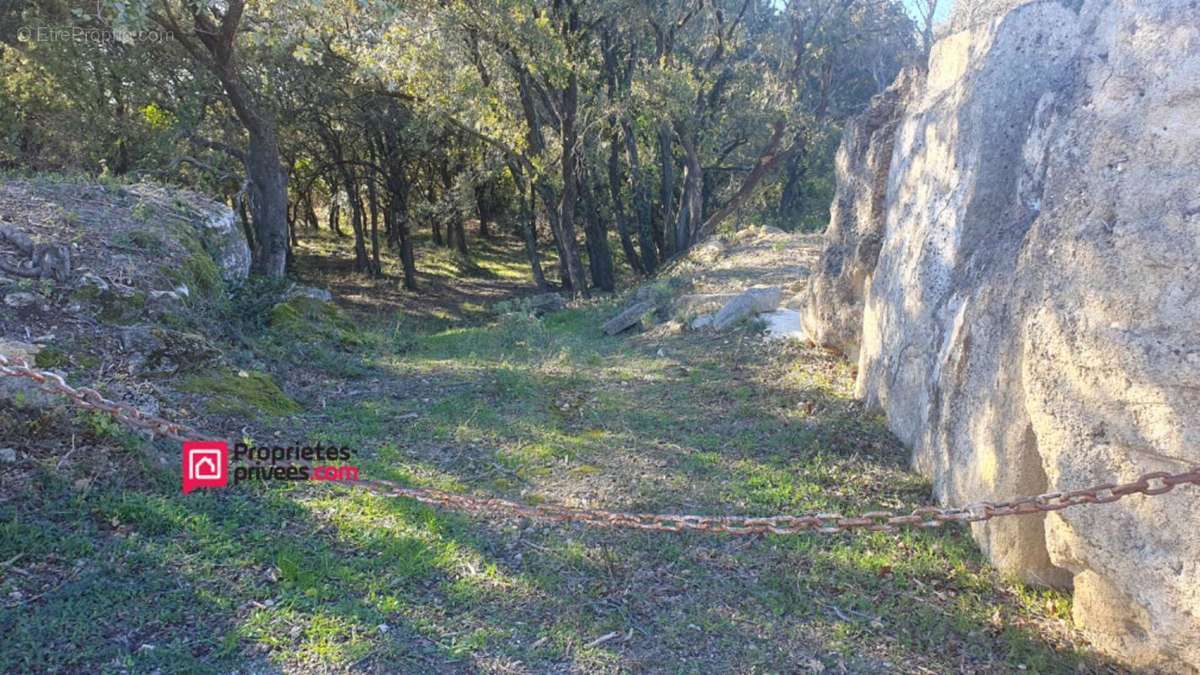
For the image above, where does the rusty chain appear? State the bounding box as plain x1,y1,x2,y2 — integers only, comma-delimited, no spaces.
0,353,200,440
3,352,1198,535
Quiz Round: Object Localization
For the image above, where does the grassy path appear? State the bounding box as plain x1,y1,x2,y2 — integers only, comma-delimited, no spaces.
0,236,1117,673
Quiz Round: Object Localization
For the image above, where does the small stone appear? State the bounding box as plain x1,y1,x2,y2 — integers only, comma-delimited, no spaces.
283,284,333,303
711,286,782,330
77,272,109,293
3,292,37,308
602,300,657,335
0,448,17,463
524,292,566,315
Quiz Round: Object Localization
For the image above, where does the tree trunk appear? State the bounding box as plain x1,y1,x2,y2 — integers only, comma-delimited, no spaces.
620,116,656,274
607,136,642,275
234,194,255,254
509,162,548,289
657,121,675,259
367,177,382,276
558,70,590,298
304,193,319,230
697,122,795,241
245,129,289,276
342,175,371,273
777,149,806,223
475,185,493,239
152,2,288,275
427,183,444,246
579,173,615,292
392,200,418,290
287,203,298,249
677,130,703,251
535,180,572,293
452,219,469,257
327,181,346,237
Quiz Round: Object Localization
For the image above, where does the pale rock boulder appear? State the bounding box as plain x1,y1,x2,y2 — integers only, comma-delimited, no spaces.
807,0,1200,669
196,203,251,284
857,0,1085,592
125,184,251,285
711,286,782,330
1014,1,1200,667
803,67,923,361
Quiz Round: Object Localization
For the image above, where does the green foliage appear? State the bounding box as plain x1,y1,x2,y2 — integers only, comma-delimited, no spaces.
4,0,916,288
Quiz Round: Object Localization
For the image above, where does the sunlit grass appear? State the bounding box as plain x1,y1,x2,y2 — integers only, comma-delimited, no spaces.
1,247,1102,672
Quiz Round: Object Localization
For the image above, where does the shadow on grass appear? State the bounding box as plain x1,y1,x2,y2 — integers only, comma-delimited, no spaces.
0,299,1122,673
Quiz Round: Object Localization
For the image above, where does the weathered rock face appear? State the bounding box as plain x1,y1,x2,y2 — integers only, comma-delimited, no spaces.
802,67,922,361
125,184,251,285
197,203,251,285
805,0,1200,669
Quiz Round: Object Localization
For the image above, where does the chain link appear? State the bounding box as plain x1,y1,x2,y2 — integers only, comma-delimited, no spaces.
3,352,1198,535
0,353,199,440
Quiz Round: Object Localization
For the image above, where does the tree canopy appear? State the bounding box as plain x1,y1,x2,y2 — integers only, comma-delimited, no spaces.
0,0,918,292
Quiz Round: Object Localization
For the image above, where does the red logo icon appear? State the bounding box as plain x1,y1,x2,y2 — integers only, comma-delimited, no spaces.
182,441,229,494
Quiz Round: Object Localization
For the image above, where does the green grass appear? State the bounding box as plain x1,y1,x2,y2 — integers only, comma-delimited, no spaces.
0,282,1105,673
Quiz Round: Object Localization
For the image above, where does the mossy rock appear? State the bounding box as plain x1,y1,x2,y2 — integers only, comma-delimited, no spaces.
179,369,300,418
71,284,104,302
149,327,221,370
168,247,223,300
268,297,364,347
33,346,69,369
96,290,147,324
112,229,167,255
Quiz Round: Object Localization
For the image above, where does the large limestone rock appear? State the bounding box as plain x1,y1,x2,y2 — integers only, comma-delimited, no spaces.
802,67,922,361
127,184,251,285
196,203,251,284
806,0,1200,669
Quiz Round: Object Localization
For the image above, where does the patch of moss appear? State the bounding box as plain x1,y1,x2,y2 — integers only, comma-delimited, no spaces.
267,301,305,329
72,283,103,302
97,290,147,324
157,215,226,301
33,347,68,369
113,228,168,255
179,369,300,418
268,297,363,347
171,250,222,299
74,353,100,371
